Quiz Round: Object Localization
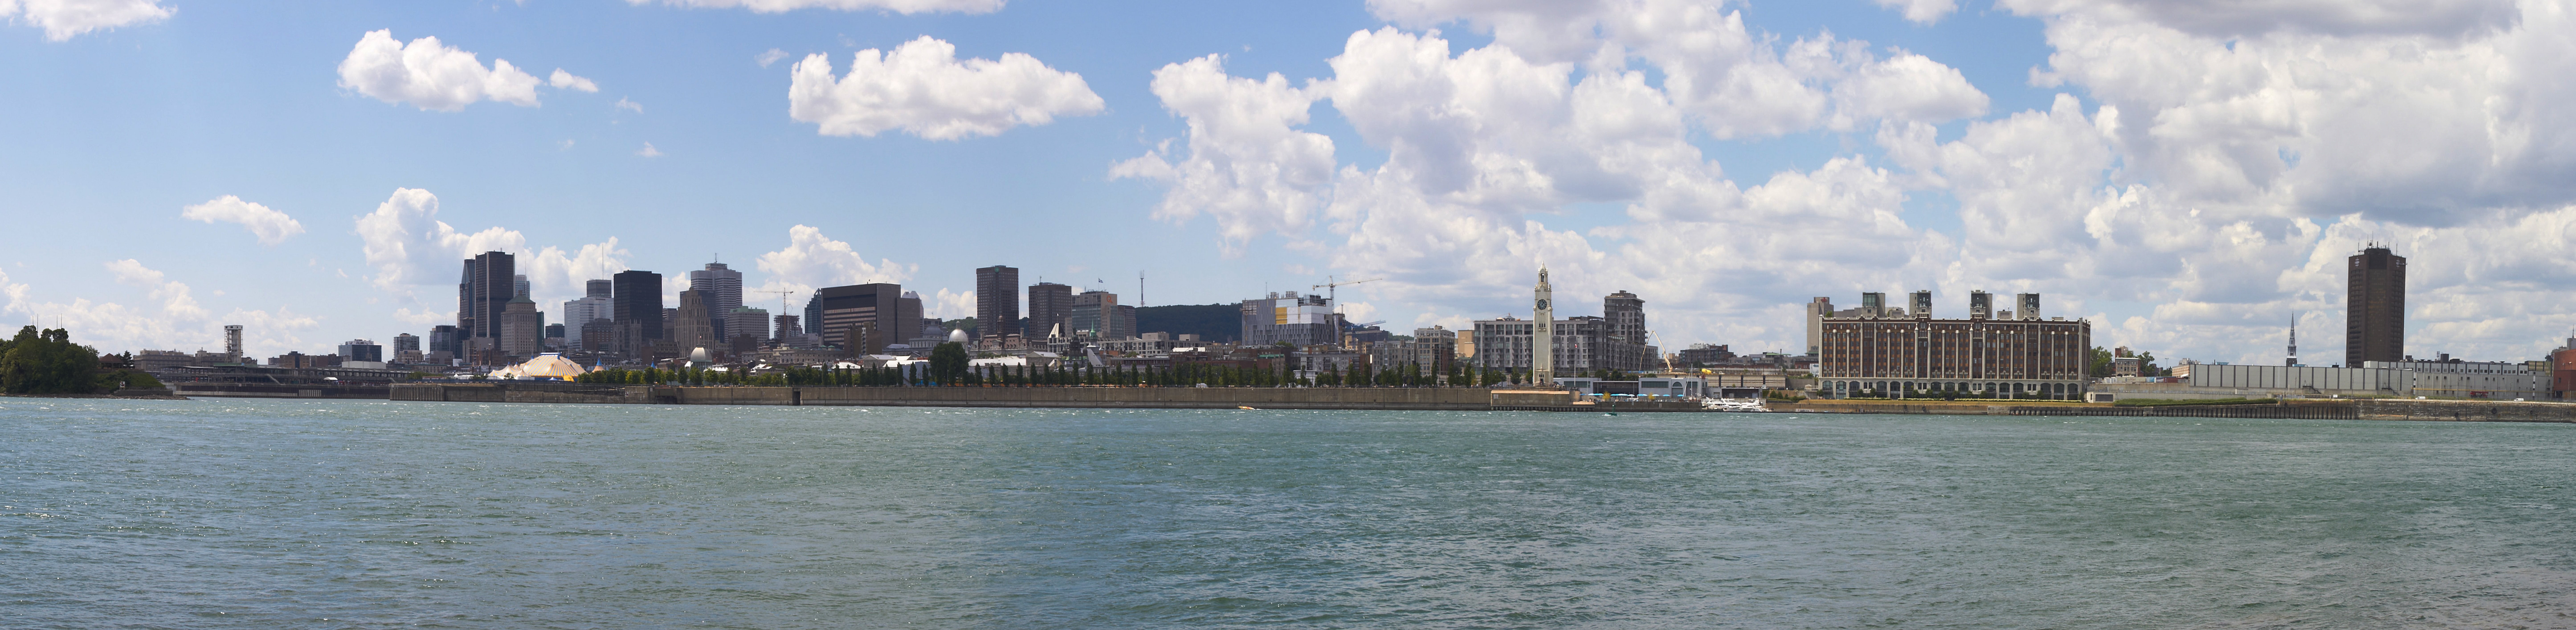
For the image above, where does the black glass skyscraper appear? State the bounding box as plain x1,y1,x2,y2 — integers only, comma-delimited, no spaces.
2347,246,2406,366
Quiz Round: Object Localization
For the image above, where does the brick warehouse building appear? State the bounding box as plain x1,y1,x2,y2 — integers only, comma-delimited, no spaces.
1816,290,2092,400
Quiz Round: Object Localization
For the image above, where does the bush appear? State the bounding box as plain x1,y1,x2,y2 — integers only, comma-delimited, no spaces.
1,326,100,394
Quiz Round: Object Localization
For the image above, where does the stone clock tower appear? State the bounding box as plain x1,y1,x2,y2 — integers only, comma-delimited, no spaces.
1533,266,1554,385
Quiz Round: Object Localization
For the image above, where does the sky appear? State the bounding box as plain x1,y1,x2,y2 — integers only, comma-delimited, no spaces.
5,0,2576,366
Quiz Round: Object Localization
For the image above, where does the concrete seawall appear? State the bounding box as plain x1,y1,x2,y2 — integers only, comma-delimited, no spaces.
386,383,1714,412
1768,398,2576,423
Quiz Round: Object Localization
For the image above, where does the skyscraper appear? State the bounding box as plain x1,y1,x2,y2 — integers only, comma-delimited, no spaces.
672,290,717,356
810,283,912,350
1071,291,1124,339
562,279,613,350
1604,290,1645,346
689,262,742,340
976,265,1020,338
612,270,664,358
1028,282,1073,339
500,294,542,359
458,251,515,345
2347,245,2407,366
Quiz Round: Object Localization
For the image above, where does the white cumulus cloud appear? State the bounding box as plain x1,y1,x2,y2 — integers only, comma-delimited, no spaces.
1110,54,1335,254
548,69,598,92
0,0,170,41
1873,0,1959,23
180,195,305,245
352,188,629,307
753,225,914,295
624,0,1002,14
787,35,1105,140
336,30,567,112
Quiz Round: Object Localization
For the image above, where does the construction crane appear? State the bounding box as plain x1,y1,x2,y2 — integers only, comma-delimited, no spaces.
757,289,800,320
1311,276,1382,304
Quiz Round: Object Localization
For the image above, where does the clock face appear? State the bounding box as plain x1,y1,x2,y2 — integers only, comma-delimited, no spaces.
1536,299,1549,310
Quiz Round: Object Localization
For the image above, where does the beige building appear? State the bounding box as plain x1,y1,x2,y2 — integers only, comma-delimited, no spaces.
1816,291,2090,400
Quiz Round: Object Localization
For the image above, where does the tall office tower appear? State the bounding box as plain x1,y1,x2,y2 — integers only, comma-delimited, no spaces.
1604,291,1645,345
1532,267,1555,383
688,262,743,340
458,251,515,344
1071,291,1121,338
611,270,664,344
500,295,542,358
1114,304,1137,340
976,265,1020,338
1968,291,1992,319
1804,297,1834,355
429,325,459,357
727,307,769,348
2016,293,2042,320
224,324,243,363
392,333,420,363
896,291,923,340
672,290,718,356
338,339,384,363
1910,290,1934,319
562,282,613,351
2347,245,2407,366
1028,282,1073,338
513,274,530,299
810,283,911,350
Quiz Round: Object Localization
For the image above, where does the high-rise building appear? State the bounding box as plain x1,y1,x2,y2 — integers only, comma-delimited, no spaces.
612,270,663,345
2347,245,2406,366
1115,304,1137,341
976,265,1020,338
1804,297,1834,356
338,339,383,363
224,324,243,363
429,325,459,357
1604,290,1645,348
1071,291,1123,339
689,262,743,340
392,333,421,364
500,294,542,359
561,279,613,350
458,251,515,344
1240,291,1336,347
727,306,769,348
897,291,924,341
672,290,718,356
1028,282,1073,339
810,283,913,350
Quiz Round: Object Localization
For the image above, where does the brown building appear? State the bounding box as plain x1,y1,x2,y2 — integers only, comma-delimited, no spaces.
2347,246,2406,366
1817,291,2091,399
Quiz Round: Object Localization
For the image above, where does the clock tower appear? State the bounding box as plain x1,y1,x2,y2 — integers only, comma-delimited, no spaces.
1532,266,1554,385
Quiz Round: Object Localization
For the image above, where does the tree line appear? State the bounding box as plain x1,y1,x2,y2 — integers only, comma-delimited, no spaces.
0,326,162,395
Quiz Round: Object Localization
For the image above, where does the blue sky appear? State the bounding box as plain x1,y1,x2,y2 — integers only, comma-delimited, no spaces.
7,0,2576,366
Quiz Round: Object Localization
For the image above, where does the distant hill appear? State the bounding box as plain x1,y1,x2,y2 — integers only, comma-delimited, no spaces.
1137,303,1240,343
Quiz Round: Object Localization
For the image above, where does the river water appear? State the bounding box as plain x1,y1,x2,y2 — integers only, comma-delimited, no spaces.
4,398,2573,629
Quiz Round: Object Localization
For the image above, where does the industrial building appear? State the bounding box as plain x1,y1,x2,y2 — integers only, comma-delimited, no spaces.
1814,290,2092,400
1240,291,1339,347
2091,358,2556,401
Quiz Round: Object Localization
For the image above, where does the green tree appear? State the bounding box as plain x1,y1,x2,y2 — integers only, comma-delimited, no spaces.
1,326,101,394
929,342,969,385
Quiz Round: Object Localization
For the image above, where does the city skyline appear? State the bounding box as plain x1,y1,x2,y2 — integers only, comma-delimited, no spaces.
7,0,2576,365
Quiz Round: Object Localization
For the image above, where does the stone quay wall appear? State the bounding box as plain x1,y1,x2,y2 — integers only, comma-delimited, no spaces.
1767,398,2576,423
387,383,1653,411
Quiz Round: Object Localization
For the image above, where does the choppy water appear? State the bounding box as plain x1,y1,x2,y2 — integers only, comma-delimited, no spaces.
4,399,2574,629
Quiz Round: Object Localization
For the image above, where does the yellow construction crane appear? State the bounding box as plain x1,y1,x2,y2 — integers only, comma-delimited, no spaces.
1310,276,1382,304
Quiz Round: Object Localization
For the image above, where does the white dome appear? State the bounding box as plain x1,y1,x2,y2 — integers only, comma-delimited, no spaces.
688,347,712,362
948,329,969,343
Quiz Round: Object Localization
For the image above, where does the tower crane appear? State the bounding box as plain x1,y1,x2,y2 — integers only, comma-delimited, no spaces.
1310,276,1381,304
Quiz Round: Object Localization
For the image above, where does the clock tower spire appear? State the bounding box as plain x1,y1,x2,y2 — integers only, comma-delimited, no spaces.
1533,266,1554,385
